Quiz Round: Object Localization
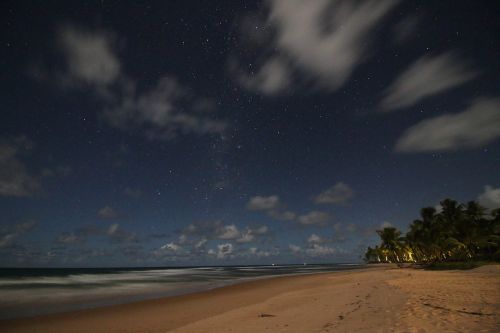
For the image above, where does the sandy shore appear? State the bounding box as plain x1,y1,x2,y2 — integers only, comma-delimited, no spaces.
1,264,498,333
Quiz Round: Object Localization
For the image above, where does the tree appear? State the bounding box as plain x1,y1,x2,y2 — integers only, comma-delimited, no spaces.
376,227,403,262
364,198,500,265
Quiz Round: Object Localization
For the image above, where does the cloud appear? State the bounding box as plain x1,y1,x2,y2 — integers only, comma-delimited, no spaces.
107,223,119,235
236,225,269,243
0,137,40,197
313,182,354,205
253,225,269,235
214,243,233,259
247,195,296,221
305,244,337,257
53,26,227,140
379,221,393,229
395,97,500,152
381,52,477,111
103,77,227,140
0,221,36,248
58,26,120,86
268,209,296,221
56,233,83,245
247,195,281,211
195,238,207,249
289,244,302,254
478,185,500,209
177,221,269,247
307,233,327,244
160,242,182,252
97,205,119,219
234,56,292,95
152,222,272,261
234,0,398,94
64,223,136,244
216,224,240,240
288,242,337,257
236,230,255,243
392,15,419,44
0,234,17,248
107,223,137,243
247,247,273,258
297,211,331,227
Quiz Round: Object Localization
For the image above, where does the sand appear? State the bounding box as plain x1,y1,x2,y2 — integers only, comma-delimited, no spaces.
0,264,498,333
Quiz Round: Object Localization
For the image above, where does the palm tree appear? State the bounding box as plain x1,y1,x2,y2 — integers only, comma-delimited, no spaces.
365,198,500,265
458,201,488,258
376,227,403,263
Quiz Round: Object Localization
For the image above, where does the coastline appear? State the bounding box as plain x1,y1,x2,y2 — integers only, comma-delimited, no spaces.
1,264,498,332
0,264,367,320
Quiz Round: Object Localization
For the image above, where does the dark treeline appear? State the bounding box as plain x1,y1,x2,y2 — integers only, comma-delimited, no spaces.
364,199,500,264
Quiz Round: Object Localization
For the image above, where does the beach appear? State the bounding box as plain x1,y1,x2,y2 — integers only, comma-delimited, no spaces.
1,264,498,333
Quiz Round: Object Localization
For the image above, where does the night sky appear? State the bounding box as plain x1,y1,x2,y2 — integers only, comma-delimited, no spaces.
1,0,499,267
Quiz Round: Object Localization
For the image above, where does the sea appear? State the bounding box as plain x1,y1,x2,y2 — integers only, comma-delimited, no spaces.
0,263,364,320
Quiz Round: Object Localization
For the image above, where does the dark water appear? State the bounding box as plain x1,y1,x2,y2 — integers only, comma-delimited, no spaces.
0,264,364,319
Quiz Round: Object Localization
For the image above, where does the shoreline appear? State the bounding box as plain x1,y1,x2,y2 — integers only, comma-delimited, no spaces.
0,264,368,320
1,264,498,332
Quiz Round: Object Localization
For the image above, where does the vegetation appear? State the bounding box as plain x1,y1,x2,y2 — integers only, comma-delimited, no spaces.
364,199,500,266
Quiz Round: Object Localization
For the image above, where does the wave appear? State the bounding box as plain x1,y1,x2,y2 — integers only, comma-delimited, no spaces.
0,264,363,319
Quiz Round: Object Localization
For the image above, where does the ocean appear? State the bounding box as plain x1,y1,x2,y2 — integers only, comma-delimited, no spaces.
0,264,364,319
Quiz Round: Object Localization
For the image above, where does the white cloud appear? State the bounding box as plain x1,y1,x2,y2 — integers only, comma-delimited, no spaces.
392,15,419,44
0,234,17,248
178,221,269,247
289,243,337,257
314,182,354,205
395,98,500,152
247,195,297,221
307,233,326,244
247,247,274,258
56,233,82,244
106,223,136,243
381,52,477,111
247,195,281,211
235,57,292,95
215,243,233,259
107,223,119,236
236,230,255,243
160,242,182,252
243,247,279,258
289,244,302,254
0,221,36,248
0,138,40,197
268,210,296,221
297,211,331,227
103,77,227,140
195,238,207,249
178,234,188,244
478,185,500,209
216,224,240,240
253,226,269,235
59,26,120,86
236,225,270,243
305,244,337,257
380,221,393,229
235,0,398,94
55,26,227,140
98,206,119,219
